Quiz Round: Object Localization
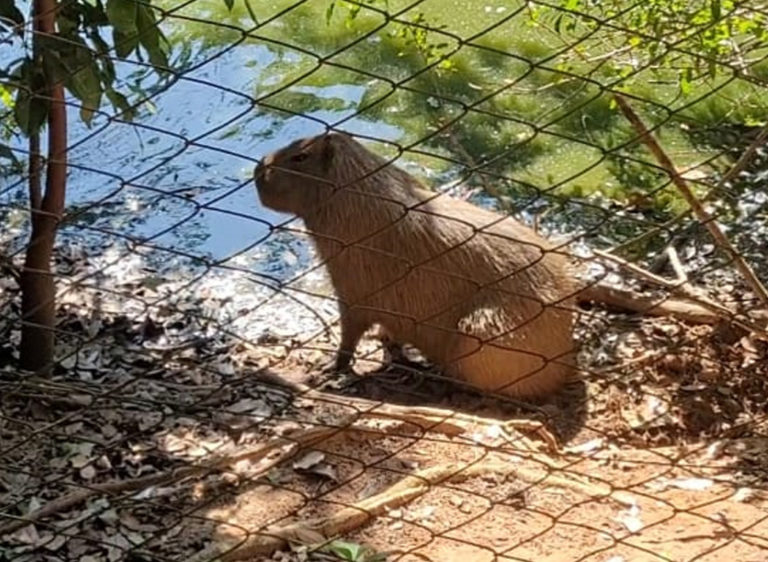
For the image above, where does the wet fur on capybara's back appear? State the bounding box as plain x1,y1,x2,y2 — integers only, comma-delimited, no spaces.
254,132,577,398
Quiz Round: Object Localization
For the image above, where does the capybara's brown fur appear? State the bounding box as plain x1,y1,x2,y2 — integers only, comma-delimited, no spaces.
254,132,576,398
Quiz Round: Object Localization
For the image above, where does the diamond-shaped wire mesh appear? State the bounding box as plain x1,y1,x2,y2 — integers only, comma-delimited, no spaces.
2,1,768,561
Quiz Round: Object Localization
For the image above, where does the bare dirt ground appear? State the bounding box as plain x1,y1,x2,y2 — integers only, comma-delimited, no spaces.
2,254,768,562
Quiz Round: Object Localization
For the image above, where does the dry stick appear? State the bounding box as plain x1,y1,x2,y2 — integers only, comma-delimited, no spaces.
195,463,462,562
296,387,558,451
0,395,550,537
195,459,628,562
613,94,768,308
666,246,688,285
249,372,557,450
578,283,720,325
592,249,768,338
0,425,339,536
593,249,706,301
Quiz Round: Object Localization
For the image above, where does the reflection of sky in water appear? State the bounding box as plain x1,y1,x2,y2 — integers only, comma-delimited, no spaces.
1,40,402,276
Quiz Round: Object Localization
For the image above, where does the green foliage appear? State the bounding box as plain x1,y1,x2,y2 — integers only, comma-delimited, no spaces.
322,540,388,562
0,0,24,35
0,0,232,167
238,0,768,216
3,0,170,136
12,58,49,135
0,84,20,169
538,0,768,88
2,0,227,141
327,0,388,28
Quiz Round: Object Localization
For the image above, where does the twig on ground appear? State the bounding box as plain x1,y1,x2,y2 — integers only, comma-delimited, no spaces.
666,247,688,286
578,283,719,324
590,249,768,338
296,387,558,452
193,459,626,561
0,387,553,536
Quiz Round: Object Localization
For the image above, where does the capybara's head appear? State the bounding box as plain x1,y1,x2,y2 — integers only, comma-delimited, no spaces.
254,133,346,216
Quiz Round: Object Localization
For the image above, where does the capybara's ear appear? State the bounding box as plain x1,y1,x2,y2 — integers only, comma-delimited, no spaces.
320,133,336,168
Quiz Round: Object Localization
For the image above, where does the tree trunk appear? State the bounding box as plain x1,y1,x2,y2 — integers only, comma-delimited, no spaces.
18,0,68,373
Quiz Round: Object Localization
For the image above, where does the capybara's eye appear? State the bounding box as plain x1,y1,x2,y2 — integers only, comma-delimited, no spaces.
291,152,309,163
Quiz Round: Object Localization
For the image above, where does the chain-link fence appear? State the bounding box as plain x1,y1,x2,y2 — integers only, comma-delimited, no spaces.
2,0,768,560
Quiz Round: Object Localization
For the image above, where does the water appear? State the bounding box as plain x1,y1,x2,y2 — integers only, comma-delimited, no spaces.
4,21,765,343
1,40,402,266
0,38,406,341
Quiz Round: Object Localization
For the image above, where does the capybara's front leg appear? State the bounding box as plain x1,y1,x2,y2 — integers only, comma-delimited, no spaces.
320,305,369,373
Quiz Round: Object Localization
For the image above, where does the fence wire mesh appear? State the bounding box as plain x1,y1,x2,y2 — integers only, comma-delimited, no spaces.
2,0,768,561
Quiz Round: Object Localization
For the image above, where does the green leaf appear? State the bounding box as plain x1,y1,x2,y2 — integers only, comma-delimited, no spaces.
106,0,138,33
0,84,13,108
136,5,169,69
0,0,24,35
679,67,693,95
14,88,49,136
554,13,563,33
106,88,135,121
40,38,104,126
243,0,258,24
223,0,234,11
12,58,48,136
0,142,19,165
710,0,721,21
69,67,102,126
113,28,140,57
323,540,369,561
89,29,111,55
80,0,109,26
41,47,67,85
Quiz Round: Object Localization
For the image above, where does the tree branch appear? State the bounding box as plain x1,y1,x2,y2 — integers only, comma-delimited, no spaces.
613,94,768,307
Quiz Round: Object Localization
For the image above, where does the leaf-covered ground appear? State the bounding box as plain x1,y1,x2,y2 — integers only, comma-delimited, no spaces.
2,224,768,561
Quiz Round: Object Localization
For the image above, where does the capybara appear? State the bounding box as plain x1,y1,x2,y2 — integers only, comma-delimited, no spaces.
254,132,576,398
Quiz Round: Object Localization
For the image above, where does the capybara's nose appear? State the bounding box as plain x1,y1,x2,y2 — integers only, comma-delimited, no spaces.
255,154,275,183
254,162,265,183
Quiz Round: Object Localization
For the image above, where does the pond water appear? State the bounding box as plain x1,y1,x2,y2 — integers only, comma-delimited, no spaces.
2,6,767,343
1,40,405,277
0,38,411,341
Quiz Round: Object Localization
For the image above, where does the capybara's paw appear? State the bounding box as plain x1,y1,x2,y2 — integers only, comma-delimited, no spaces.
318,352,354,375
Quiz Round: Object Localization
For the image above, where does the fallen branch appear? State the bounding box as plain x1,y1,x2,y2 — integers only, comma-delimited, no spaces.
590,250,768,338
296,388,558,451
194,462,461,561
193,459,626,561
578,283,720,325
0,425,340,536
0,389,552,536
614,94,768,308
247,371,557,450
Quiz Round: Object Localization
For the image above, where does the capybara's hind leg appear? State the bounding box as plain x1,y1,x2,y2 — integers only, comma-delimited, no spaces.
374,326,430,372
445,303,564,398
